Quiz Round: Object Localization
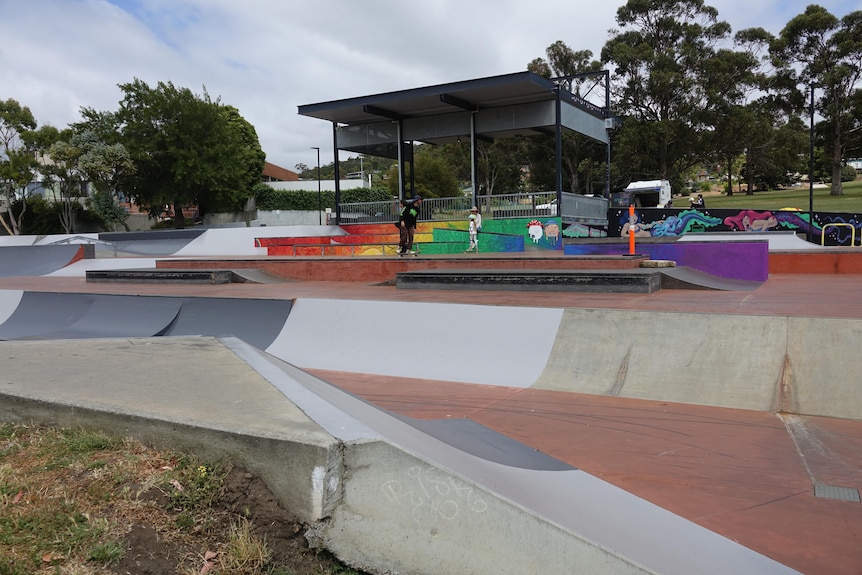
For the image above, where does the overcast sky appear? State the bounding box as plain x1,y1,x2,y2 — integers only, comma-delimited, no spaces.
1,0,858,172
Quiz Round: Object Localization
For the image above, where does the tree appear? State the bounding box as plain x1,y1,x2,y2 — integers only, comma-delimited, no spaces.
529,41,605,194
43,132,87,233
111,79,265,227
601,0,732,189
699,46,760,195
772,6,862,195
0,99,37,235
385,146,459,198
72,130,136,231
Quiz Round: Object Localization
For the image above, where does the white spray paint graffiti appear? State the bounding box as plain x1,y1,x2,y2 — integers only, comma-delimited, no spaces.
382,466,488,523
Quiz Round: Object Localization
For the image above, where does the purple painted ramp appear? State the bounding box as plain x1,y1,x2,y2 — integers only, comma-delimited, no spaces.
564,241,768,281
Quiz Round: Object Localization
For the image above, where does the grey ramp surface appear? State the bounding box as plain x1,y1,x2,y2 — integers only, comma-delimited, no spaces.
0,290,23,325
659,266,763,291
109,239,196,256
0,292,110,340
248,346,800,575
162,297,293,350
229,268,291,283
268,298,562,388
392,416,575,470
0,292,293,350
29,294,182,340
0,244,84,277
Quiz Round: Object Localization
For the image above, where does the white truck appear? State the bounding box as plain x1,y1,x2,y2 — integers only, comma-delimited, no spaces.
612,180,672,208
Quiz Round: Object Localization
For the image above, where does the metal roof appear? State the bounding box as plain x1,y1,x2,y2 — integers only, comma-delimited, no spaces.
297,71,602,127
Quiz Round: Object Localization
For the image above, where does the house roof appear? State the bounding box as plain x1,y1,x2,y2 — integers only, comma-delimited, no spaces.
262,161,299,182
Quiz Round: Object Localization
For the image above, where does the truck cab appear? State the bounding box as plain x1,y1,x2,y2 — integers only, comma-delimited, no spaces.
611,180,672,208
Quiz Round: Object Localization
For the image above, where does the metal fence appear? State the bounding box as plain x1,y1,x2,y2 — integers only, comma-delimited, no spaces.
338,191,610,225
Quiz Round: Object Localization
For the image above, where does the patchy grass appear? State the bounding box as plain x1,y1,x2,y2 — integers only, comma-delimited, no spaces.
0,423,365,575
704,179,862,212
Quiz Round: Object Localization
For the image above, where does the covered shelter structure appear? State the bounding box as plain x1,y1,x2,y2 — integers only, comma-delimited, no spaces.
298,70,612,225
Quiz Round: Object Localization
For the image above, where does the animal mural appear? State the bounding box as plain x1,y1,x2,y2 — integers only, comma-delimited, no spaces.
608,207,860,244
618,209,722,237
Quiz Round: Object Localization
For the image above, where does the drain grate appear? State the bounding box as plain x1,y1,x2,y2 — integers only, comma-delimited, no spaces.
814,484,861,502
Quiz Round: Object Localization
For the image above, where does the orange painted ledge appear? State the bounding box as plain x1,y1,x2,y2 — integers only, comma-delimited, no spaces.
770,251,862,274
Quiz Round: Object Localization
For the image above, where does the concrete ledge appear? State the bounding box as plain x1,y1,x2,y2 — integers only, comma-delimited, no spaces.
396,269,663,293
87,268,236,284
0,336,341,523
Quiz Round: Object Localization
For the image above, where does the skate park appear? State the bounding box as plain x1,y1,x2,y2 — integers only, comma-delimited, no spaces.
0,225,861,575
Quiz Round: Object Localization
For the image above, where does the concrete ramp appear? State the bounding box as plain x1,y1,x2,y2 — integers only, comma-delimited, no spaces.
677,231,824,251
0,292,292,350
0,335,799,575
0,290,23,325
0,244,89,277
173,225,349,257
533,308,862,420
267,298,562,388
0,291,859,420
659,266,763,291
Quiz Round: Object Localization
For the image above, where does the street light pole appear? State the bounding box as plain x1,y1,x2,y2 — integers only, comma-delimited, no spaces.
807,84,814,243
311,146,321,225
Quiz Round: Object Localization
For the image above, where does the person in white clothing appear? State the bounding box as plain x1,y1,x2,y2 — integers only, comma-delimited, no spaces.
465,206,480,252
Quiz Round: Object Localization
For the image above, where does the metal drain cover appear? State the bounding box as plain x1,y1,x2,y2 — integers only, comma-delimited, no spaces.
814,484,861,502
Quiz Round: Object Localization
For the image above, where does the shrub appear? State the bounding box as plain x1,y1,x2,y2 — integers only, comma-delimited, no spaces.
253,185,391,210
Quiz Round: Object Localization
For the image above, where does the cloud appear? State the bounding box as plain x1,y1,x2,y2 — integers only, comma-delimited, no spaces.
0,0,855,171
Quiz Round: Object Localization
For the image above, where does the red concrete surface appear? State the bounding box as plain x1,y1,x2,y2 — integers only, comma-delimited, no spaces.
312,370,862,575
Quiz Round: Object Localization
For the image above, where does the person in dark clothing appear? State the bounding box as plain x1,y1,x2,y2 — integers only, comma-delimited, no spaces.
398,195,422,255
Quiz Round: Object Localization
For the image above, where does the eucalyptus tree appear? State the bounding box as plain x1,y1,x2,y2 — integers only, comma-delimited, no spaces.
601,0,731,189
74,130,136,231
42,131,88,233
0,99,38,235
528,41,605,194
699,47,760,195
772,5,862,195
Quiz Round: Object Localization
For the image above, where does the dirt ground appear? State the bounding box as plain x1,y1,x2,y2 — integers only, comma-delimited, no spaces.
117,466,358,574
0,423,365,575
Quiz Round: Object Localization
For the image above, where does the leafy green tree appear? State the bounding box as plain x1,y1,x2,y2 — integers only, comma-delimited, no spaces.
111,79,265,227
698,46,760,195
0,99,38,235
771,5,862,195
43,131,88,233
385,147,459,198
601,0,731,189
529,41,605,194
475,139,526,195
63,129,136,231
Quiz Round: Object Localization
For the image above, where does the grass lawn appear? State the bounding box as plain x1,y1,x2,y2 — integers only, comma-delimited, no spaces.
698,179,862,212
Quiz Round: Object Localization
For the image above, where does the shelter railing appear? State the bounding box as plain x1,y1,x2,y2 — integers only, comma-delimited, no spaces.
338,191,607,226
